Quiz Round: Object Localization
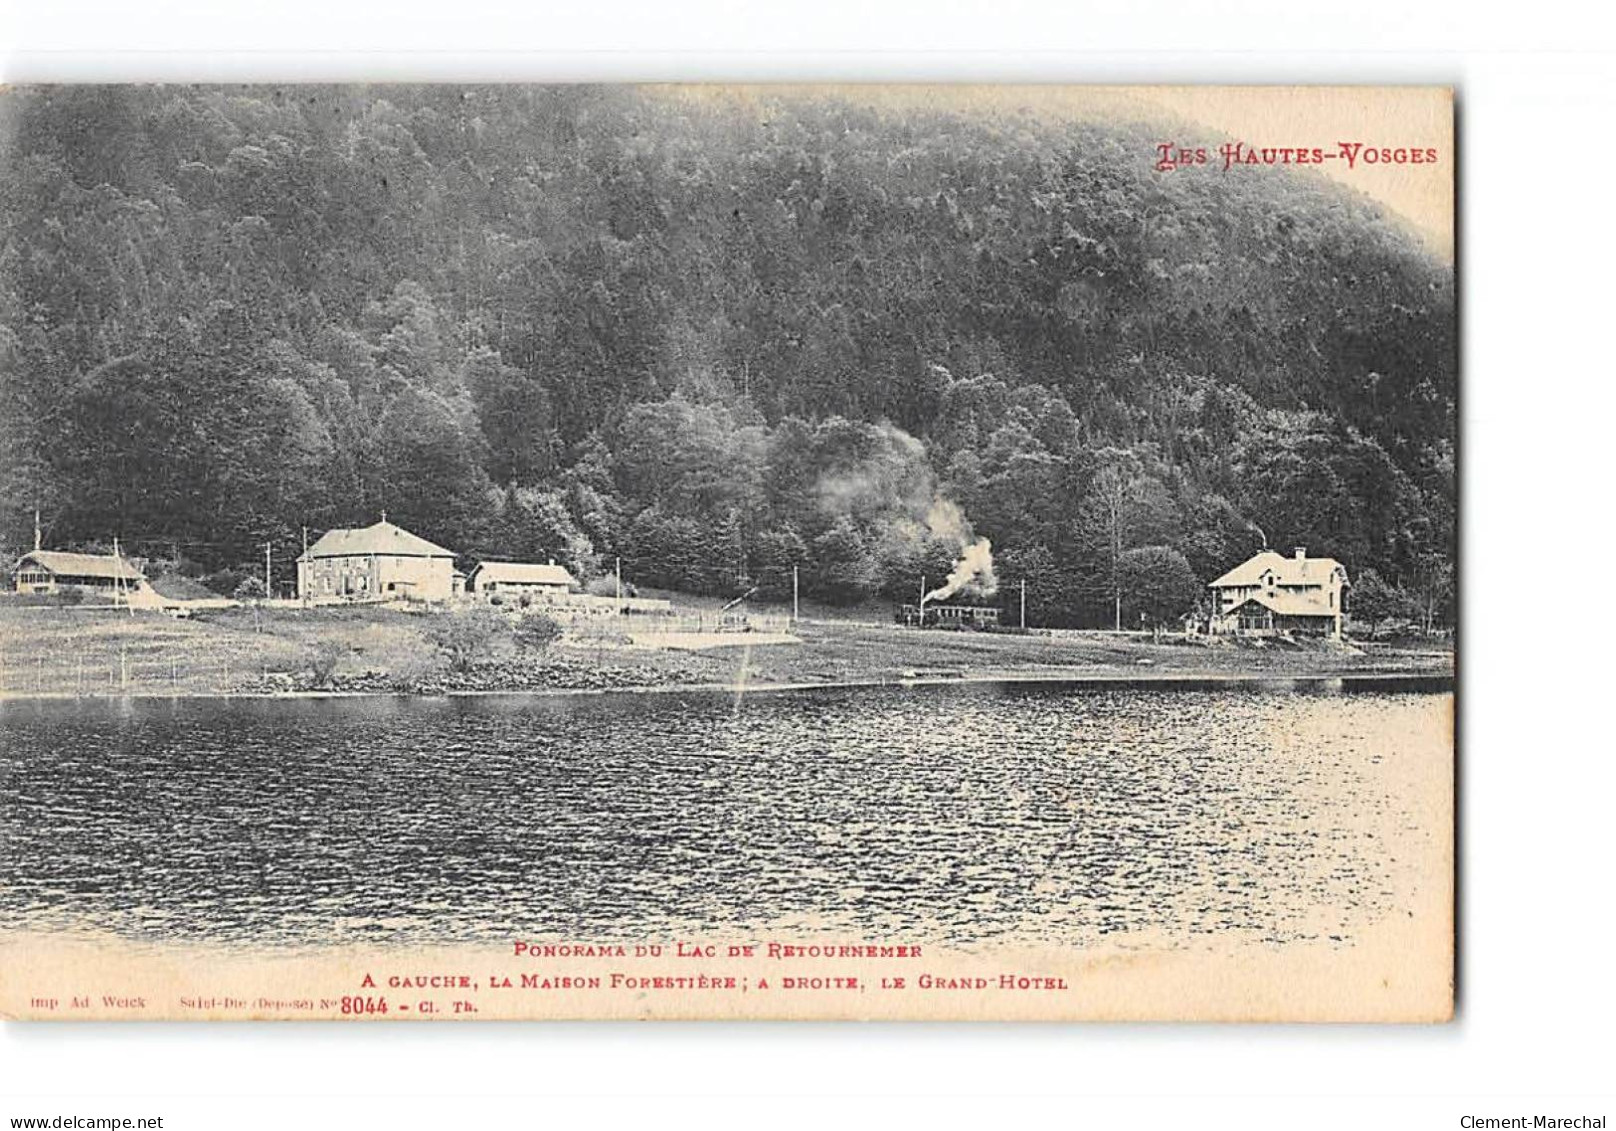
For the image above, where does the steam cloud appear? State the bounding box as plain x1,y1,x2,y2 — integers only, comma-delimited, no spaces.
924,535,996,604
923,498,996,603
810,424,997,605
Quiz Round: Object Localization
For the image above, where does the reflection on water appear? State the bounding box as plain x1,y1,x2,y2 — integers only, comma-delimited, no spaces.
0,684,1447,950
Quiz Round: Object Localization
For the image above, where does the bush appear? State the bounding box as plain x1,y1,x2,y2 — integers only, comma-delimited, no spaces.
584,575,634,598
306,640,347,688
513,614,564,653
201,567,248,595
232,575,267,600
423,606,508,672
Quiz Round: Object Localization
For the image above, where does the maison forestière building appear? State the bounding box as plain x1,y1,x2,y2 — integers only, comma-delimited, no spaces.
296,518,461,604
1208,547,1349,639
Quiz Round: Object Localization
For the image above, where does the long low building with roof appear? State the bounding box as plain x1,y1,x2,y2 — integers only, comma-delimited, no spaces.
12,549,150,599
467,560,578,601
296,518,461,604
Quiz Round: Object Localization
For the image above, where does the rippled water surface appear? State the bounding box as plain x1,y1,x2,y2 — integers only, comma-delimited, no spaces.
0,683,1448,949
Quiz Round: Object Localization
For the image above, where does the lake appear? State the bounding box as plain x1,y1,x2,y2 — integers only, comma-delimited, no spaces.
0,681,1451,952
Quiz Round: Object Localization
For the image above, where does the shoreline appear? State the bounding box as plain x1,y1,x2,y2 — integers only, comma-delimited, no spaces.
0,665,1455,704
1,603,1454,704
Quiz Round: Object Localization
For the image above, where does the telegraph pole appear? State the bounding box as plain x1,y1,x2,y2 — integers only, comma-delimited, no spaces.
113,537,133,616
264,542,273,600
792,565,799,625
33,508,41,553
1020,578,1027,630
615,556,622,604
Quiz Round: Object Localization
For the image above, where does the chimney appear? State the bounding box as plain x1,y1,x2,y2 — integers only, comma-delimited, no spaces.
1293,546,1306,562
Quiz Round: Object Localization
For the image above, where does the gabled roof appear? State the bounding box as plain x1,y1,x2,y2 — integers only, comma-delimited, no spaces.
16,550,145,581
470,561,576,587
1227,590,1336,618
300,521,454,561
1210,550,1346,589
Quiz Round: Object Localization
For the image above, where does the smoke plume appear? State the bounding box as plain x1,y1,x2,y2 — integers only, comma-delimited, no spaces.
922,497,996,602
810,422,997,603
925,536,996,603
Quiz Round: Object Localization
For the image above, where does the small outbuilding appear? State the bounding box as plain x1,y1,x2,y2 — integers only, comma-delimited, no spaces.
468,560,577,601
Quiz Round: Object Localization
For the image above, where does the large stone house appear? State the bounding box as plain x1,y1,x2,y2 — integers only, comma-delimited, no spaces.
296,519,461,604
1208,547,1349,639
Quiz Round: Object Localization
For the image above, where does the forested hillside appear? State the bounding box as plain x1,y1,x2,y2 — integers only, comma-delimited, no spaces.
0,85,1455,626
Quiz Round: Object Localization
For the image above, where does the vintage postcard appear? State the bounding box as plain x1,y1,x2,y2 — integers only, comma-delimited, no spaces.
0,84,1455,1021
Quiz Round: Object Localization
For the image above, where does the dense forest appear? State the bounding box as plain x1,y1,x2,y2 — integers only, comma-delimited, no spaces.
0,85,1455,627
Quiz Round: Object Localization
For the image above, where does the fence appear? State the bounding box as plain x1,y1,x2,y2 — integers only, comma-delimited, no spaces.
0,648,271,697
564,612,795,642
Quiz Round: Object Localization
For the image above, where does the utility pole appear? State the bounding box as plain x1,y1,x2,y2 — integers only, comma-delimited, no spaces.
33,508,41,552
1020,578,1027,630
919,575,927,623
1112,524,1122,632
615,556,622,604
264,542,273,600
792,564,799,625
113,537,133,616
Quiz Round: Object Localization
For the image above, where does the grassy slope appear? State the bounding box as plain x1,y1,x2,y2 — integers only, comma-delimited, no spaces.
0,605,424,695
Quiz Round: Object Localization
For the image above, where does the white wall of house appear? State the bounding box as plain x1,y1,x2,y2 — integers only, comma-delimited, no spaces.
479,580,569,596
1215,573,1346,611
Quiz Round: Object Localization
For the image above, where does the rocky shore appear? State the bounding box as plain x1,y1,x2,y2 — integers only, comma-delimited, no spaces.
236,656,717,696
